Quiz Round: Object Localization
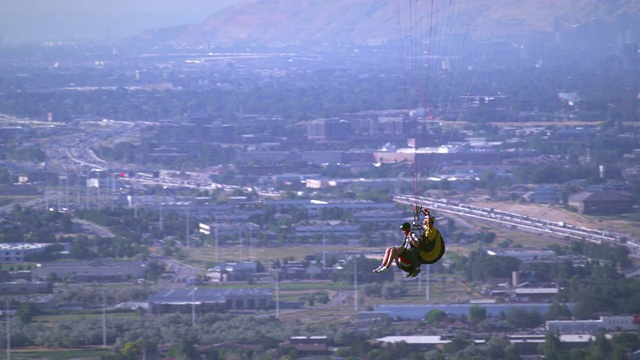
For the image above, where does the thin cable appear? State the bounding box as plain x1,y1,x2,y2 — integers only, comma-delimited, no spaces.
414,0,436,203
429,2,484,179
394,0,423,209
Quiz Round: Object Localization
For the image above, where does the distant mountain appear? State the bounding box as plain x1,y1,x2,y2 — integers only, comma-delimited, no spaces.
159,0,640,48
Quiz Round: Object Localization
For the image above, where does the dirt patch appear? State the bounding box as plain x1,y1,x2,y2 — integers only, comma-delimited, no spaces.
467,200,640,239
469,201,592,226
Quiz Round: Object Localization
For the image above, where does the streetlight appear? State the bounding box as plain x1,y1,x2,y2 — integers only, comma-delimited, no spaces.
5,298,11,360
191,287,198,327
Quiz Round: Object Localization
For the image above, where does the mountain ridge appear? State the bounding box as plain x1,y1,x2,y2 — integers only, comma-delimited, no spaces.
156,0,640,48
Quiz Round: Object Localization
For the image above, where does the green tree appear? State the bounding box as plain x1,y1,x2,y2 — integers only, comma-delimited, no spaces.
443,332,473,354
546,301,572,320
504,344,521,360
16,302,38,323
0,168,12,184
426,309,448,326
468,305,487,324
178,335,198,360
539,332,567,360
585,333,611,360
338,256,392,284
120,342,141,360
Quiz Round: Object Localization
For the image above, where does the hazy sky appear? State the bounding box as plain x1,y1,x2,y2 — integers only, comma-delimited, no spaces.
0,0,242,44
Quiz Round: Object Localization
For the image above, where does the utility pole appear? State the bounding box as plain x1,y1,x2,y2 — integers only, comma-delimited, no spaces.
214,226,219,261
426,265,431,302
133,185,138,218
275,270,280,319
57,177,62,211
102,287,107,347
96,177,101,208
65,175,69,211
6,298,10,360
186,206,190,248
322,224,326,269
354,257,358,312
191,287,197,326
158,199,163,232
110,172,115,211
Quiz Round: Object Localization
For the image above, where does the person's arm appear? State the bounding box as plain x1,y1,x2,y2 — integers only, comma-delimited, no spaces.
408,232,421,248
422,226,433,241
401,235,411,249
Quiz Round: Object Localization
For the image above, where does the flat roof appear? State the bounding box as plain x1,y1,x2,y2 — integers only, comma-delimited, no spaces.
375,336,486,345
514,288,559,294
0,243,50,250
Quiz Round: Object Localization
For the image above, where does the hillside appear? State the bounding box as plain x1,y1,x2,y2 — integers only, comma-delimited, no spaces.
163,0,640,47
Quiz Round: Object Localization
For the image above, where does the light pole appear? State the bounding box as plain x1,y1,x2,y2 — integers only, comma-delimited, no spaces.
186,206,190,249
102,287,107,347
214,226,219,261
191,287,197,327
354,257,358,312
426,265,431,302
322,224,326,269
6,298,11,360
275,270,280,319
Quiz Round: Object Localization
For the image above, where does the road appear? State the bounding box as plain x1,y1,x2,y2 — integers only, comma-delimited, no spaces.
74,218,116,238
394,195,640,258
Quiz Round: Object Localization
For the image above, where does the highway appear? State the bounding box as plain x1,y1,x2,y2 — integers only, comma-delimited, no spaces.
5,113,639,259
394,195,640,258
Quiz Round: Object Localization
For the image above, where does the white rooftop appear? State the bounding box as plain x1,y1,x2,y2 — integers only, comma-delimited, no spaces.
0,243,50,250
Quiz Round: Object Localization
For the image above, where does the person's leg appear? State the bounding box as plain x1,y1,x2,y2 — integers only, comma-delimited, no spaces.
404,249,422,277
381,247,394,267
397,253,416,276
374,247,393,272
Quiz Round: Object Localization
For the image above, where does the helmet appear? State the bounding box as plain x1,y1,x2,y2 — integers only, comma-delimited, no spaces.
401,222,411,231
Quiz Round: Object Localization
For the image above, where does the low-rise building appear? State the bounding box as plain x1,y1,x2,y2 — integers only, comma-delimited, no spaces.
281,336,329,355
486,248,556,261
32,260,146,282
0,184,40,196
508,334,612,354
512,287,559,302
374,335,485,351
207,262,258,282
0,243,52,263
295,221,360,238
568,190,636,214
0,281,53,294
148,288,272,314
547,315,640,334
522,186,562,204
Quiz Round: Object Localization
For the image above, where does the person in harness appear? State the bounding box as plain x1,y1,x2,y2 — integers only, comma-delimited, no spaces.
395,207,446,276
372,222,423,277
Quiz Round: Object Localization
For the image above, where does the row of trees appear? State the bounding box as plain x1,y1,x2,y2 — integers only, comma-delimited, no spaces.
2,37,638,124
2,309,638,360
5,201,638,322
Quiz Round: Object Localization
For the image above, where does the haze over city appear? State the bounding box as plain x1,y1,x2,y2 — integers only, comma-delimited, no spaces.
0,1,639,359
0,0,241,43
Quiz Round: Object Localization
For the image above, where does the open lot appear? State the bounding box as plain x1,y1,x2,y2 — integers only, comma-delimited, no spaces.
468,200,640,240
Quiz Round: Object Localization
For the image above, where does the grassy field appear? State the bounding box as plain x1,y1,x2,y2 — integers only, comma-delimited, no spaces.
277,272,474,324
0,348,110,360
35,311,139,323
0,263,36,271
181,244,372,266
